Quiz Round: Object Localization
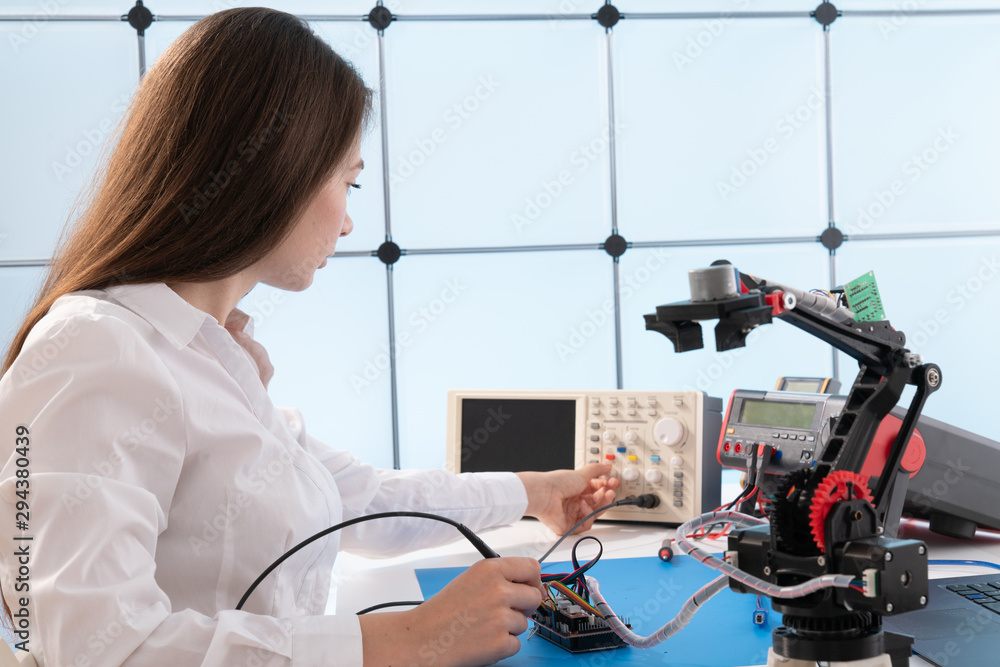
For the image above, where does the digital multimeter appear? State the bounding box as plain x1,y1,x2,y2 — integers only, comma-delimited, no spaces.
718,390,846,472
718,389,926,496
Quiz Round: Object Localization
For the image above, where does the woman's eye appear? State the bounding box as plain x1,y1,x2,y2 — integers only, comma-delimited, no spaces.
348,183,361,195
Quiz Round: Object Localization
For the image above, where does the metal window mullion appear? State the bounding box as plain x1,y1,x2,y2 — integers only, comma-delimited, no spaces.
385,264,401,470
604,25,625,389
374,26,401,469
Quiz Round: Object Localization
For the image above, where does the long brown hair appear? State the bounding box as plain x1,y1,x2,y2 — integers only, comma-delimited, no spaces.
2,7,373,375
0,7,372,624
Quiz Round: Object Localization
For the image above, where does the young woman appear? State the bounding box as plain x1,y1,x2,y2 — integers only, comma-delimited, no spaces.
0,8,618,666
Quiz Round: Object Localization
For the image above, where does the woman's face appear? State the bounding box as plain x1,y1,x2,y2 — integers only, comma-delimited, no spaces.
256,142,364,291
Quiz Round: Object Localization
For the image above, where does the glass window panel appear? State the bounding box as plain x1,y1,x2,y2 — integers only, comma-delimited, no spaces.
835,237,1000,442
145,20,387,253
621,244,834,402
0,22,137,260
386,21,608,249
838,1,1000,8
615,19,826,243
1,3,128,13
832,17,1000,236
394,251,616,469
617,1,822,11
311,22,386,253
0,266,46,354
143,20,194,64
246,257,394,469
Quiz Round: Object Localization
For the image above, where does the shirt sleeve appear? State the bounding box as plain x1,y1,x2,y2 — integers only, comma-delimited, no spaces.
0,313,358,667
277,408,529,558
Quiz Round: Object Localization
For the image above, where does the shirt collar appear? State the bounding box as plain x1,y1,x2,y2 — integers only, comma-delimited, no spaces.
104,283,216,350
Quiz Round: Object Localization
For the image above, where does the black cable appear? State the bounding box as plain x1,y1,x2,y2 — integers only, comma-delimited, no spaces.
537,494,658,564
236,511,499,611
356,600,424,615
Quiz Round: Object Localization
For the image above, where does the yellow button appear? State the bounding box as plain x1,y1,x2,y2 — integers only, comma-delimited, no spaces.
727,427,735,434
627,455,638,461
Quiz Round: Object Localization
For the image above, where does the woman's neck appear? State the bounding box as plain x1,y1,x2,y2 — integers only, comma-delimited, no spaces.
166,273,256,325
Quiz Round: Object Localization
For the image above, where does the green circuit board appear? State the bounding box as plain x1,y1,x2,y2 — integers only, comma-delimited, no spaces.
844,271,885,322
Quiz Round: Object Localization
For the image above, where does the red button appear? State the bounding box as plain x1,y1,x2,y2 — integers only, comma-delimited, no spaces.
605,454,616,460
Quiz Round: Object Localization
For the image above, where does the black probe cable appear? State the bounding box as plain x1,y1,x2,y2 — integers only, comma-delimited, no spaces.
538,494,659,564
235,511,500,611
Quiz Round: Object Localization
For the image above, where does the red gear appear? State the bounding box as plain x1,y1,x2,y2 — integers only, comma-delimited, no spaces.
808,471,874,550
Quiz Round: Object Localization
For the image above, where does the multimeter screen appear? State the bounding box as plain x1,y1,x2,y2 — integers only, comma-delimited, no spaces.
459,398,576,473
783,379,824,392
739,399,815,430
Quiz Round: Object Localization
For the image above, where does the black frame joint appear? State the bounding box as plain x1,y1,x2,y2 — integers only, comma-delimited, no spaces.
603,233,627,258
594,3,621,28
820,225,844,251
812,2,839,28
367,5,394,31
125,0,153,36
377,240,402,265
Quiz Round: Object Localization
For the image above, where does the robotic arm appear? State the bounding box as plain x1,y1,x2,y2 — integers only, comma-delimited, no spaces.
644,262,941,667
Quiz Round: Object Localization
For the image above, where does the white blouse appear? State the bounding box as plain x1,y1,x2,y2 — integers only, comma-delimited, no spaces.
0,283,528,666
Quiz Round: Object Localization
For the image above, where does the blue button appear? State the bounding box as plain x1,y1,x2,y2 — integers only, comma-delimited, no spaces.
650,455,661,462
774,451,783,461
617,446,626,453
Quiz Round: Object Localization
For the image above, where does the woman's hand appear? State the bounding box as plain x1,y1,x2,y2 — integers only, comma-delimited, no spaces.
359,557,543,667
516,462,621,536
224,309,275,390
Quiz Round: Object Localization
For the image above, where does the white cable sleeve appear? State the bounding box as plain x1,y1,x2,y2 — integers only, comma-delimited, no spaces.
587,574,729,648
766,281,856,323
674,510,857,598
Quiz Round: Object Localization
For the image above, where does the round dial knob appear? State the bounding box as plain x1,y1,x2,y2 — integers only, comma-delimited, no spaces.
653,417,686,447
622,467,640,482
624,431,638,443
644,468,663,483
602,430,616,442
670,456,684,468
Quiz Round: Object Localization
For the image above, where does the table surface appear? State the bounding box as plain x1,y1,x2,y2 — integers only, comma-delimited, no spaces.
332,510,1000,667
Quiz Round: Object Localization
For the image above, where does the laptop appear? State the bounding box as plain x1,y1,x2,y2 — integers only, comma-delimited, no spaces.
883,573,1000,666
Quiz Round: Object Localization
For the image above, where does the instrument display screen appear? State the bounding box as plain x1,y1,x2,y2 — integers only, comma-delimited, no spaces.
783,379,824,392
459,398,575,473
739,398,815,430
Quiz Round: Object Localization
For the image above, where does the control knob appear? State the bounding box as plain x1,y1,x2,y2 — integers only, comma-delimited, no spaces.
622,467,640,482
653,417,686,447
644,468,662,483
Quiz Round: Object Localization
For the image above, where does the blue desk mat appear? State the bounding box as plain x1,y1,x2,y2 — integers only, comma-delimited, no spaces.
416,555,776,667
